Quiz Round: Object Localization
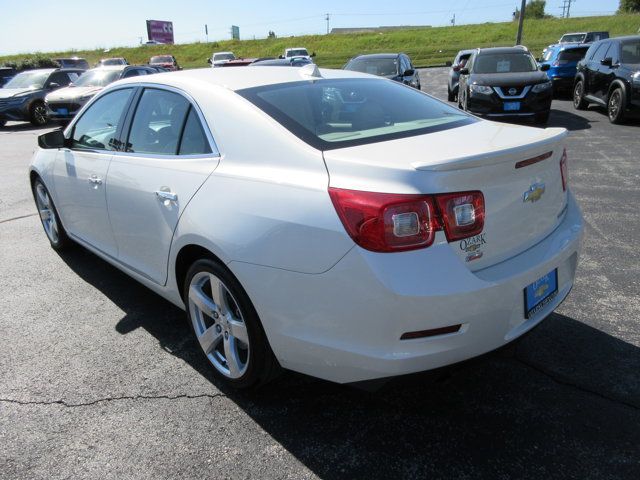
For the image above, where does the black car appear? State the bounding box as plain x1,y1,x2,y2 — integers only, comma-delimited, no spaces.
573,35,640,124
54,57,90,70
458,46,552,124
344,53,421,89
0,68,84,127
0,67,17,87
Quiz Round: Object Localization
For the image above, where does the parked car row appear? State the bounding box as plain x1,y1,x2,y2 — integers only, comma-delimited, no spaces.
207,47,316,68
447,33,639,125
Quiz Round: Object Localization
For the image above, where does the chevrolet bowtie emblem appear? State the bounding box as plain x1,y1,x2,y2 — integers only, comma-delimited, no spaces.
523,182,545,203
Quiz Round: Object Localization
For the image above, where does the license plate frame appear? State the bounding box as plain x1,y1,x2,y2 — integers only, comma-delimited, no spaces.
524,269,558,319
503,101,521,111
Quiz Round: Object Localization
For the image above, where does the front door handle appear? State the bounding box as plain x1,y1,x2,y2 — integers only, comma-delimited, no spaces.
88,175,103,185
155,190,178,202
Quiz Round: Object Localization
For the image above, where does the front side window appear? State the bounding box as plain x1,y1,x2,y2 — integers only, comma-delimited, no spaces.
126,88,190,155
591,43,610,63
621,40,640,64
472,53,537,73
238,78,475,151
71,88,133,150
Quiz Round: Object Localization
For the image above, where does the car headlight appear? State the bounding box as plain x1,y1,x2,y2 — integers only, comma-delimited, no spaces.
470,84,493,95
532,81,552,93
633,72,640,86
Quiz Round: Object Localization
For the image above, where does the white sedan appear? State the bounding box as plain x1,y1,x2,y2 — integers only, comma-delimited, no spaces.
30,65,584,388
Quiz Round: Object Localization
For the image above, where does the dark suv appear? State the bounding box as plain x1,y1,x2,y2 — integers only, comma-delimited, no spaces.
344,53,421,90
573,36,640,124
458,46,552,124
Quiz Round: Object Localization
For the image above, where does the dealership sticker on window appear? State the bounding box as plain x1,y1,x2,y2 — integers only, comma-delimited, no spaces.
496,60,510,72
460,233,486,262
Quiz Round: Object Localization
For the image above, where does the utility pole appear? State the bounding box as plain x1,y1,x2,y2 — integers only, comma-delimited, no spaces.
325,13,330,34
566,0,575,18
516,0,526,45
560,0,576,18
451,13,455,26
205,24,208,43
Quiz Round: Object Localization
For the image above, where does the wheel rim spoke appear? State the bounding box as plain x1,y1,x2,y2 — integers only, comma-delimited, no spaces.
228,318,248,346
198,324,222,354
188,285,218,318
223,337,241,378
36,186,49,208
209,274,228,315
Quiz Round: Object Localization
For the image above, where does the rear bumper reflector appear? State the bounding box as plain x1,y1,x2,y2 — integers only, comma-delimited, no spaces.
400,324,462,340
515,151,553,169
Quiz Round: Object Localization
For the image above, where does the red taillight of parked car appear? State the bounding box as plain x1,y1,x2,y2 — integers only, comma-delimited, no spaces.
328,188,485,253
560,148,568,192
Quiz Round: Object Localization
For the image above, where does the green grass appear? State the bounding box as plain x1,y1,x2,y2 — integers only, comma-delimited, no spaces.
2,14,639,70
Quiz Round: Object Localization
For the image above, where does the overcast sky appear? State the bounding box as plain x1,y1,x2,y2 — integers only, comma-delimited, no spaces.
0,0,621,56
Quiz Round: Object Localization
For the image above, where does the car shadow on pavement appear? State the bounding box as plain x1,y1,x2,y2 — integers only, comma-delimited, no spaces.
57,246,640,480
0,122,53,133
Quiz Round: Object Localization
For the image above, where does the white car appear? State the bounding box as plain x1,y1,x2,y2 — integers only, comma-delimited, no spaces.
209,51,236,67
30,65,584,389
282,47,314,62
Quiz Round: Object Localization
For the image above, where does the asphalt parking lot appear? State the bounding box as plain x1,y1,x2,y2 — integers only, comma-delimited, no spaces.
1,67,639,480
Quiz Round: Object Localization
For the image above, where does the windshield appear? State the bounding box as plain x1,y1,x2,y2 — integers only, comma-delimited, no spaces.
237,78,475,150
286,49,308,57
473,53,537,73
4,71,50,89
74,70,121,87
621,40,640,64
561,34,586,43
346,57,399,77
150,56,173,63
100,58,125,65
214,53,235,61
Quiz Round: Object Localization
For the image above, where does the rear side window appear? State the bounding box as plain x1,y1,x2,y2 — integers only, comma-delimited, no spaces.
558,48,589,62
71,88,133,150
238,78,475,151
179,108,212,155
127,89,190,155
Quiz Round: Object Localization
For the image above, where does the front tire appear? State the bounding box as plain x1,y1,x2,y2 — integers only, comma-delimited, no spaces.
32,178,70,250
573,81,588,110
29,102,48,126
184,259,280,389
607,87,626,124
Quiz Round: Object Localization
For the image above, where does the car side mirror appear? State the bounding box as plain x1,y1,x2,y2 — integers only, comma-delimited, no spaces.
38,129,67,149
278,55,284,59
311,52,316,57
459,67,469,75
452,65,460,72
207,58,212,64
540,63,550,71
600,57,613,67
402,68,415,77
47,82,60,89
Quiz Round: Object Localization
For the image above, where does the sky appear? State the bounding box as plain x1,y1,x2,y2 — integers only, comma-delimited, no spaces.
0,0,622,55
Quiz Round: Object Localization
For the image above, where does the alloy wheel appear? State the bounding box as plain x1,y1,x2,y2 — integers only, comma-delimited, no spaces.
608,90,621,121
188,271,250,379
33,104,47,125
34,183,59,244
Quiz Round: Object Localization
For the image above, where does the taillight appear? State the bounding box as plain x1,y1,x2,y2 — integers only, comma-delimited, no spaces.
328,188,485,253
435,191,485,241
560,148,568,191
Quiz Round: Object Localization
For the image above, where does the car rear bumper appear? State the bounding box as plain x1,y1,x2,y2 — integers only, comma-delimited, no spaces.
230,192,584,384
550,76,575,90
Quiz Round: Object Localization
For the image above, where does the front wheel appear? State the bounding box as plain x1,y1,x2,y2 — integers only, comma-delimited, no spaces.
32,178,70,250
184,259,280,389
607,87,626,124
573,81,588,110
29,102,48,126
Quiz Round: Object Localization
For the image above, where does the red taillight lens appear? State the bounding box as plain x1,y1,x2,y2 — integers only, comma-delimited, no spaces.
435,191,485,242
329,188,485,252
328,188,438,252
560,148,568,191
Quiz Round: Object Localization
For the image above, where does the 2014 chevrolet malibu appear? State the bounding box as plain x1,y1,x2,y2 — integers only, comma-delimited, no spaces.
30,66,584,388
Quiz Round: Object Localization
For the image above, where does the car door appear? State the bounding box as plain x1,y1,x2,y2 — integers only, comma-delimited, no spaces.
591,42,612,102
53,87,134,257
106,87,219,285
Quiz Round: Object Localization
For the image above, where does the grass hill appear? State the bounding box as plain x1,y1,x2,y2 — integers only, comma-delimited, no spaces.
1,14,639,70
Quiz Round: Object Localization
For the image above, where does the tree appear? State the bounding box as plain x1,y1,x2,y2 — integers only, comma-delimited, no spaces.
514,0,548,20
618,0,640,13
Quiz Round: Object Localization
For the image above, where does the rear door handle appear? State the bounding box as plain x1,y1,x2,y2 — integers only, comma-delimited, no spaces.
155,190,178,202
88,175,102,185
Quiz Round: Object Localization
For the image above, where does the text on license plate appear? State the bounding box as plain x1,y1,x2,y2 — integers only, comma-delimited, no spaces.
504,102,521,111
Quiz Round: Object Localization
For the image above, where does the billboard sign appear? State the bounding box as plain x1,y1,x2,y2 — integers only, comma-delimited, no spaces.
231,25,240,40
146,20,174,44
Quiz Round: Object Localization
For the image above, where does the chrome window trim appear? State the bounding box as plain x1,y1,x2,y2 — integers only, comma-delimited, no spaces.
493,85,532,99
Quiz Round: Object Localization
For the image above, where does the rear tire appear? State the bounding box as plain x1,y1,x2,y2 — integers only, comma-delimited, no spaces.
29,102,48,126
184,258,281,389
447,86,455,102
607,87,626,124
573,81,588,110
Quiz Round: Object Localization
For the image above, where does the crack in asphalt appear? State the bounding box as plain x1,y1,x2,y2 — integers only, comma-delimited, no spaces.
0,392,227,408
513,355,640,412
0,212,38,224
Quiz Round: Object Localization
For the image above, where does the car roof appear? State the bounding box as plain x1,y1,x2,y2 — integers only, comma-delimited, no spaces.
476,47,530,55
605,35,640,43
213,51,234,55
17,68,56,74
115,66,373,91
285,47,307,50
352,53,400,60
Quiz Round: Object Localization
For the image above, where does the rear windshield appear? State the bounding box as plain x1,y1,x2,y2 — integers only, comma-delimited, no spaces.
151,56,173,63
74,70,121,87
473,53,537,73
346,57,398,76
558,48,589,62
621,40,640,64
237,78,475,151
